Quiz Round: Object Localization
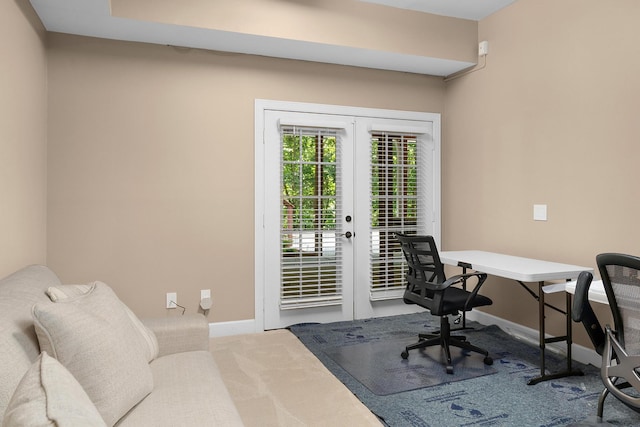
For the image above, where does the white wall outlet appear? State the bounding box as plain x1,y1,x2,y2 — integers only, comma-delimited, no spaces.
479,40,489,56
200,289,212,310
166,292,177,309
533,204,547,221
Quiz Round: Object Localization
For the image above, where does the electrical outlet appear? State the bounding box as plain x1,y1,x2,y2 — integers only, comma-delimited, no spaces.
200,289,212,310
478,40,489,56
166,292,177,309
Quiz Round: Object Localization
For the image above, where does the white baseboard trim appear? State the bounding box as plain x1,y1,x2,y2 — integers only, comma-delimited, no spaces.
466,310,601,367
209,319,258,337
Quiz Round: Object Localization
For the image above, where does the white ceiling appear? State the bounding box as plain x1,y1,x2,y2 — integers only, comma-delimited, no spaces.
29,0,517,76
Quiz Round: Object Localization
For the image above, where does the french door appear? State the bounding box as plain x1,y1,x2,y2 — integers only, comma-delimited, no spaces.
256,101,440,330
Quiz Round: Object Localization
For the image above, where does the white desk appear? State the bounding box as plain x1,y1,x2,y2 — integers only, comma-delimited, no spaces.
565,279,607,305
439,250,594,385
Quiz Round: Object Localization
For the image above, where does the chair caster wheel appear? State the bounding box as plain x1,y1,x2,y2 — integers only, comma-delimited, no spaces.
401,350,409,359
446,366,454,374
484,356,493,366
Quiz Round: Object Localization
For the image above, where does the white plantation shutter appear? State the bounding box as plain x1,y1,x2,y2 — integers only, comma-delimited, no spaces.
279,124,344,309
369,130,431,300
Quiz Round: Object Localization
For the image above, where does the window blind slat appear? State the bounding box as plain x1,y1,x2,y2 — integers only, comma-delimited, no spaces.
369,131,425,299
280,125,343,309
279,119,349,131
368,124,430,135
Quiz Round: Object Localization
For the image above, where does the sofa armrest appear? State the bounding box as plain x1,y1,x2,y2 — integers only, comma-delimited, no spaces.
142,314,209,357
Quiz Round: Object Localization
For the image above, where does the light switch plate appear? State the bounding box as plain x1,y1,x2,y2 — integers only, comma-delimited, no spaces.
533,204,547,221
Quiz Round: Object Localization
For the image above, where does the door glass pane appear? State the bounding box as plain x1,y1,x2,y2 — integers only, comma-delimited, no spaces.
370,133,420,298
280,127,342,308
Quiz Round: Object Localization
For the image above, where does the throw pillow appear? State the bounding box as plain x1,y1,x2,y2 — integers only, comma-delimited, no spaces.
32,282,154,427
46,283,159,362
2,352,107,427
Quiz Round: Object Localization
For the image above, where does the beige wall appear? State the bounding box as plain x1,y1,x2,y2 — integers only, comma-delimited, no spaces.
23,0,639,348
46,34,445,320
0,0,48,277
444,0,640,342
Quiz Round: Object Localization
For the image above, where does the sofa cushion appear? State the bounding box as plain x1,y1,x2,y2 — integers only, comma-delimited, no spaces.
2,351,106,427
0,265,62,425
32,282,153,427
142,314,209,357
115,351,243,427
46,283,159,362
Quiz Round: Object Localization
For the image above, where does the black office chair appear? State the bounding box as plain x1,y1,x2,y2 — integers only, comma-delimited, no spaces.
572,253,640,420
395,233,493,374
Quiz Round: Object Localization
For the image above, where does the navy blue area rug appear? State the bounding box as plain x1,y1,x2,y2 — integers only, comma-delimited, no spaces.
289,313,640,427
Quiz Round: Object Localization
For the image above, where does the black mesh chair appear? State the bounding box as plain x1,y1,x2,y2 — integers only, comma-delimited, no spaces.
572,253,640,420
395,233,493,374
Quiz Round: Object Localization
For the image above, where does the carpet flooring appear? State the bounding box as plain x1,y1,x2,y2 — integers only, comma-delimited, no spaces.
210,329,381,426
289,313,640,427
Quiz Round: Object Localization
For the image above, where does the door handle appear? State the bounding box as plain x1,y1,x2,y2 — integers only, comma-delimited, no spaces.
339,231,353,238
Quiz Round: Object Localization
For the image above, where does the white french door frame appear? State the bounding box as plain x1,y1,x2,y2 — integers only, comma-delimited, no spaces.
255,99,441,331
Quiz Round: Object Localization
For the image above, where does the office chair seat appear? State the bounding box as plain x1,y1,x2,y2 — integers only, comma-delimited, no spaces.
427,287,492,315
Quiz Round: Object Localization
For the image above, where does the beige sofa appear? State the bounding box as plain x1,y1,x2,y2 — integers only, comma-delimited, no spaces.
0,265,243,426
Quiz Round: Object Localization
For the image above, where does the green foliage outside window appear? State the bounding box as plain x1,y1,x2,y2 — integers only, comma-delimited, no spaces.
281,130,419,257
282,132,337,233
370,135,418,229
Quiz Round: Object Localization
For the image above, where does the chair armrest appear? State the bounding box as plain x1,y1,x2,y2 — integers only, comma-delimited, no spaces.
447,272,488,311
572,271,593,322
422,272,488,313
571,271,605,355
412,272,487,313
424,272,486,292
142,313,209,357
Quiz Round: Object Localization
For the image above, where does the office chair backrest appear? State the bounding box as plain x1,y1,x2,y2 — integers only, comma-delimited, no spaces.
597,253,640,355
395,233,446,286
595,253,640,414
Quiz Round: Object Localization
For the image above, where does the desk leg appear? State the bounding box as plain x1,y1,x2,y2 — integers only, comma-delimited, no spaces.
456,263,474,331
565,291,573,372
535,281,547,382
527,281,583,385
